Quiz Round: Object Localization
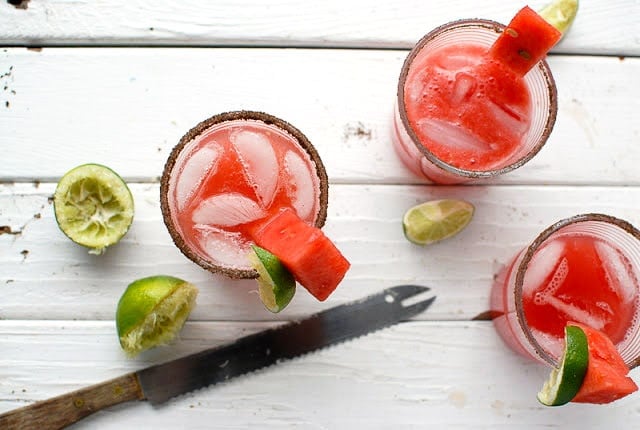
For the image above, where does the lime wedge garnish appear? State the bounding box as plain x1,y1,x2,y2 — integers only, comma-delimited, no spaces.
402,199,474,246
116,275,198,357
248,245,296,313
53,163,134,255
537,324,589,406
539,0,579,35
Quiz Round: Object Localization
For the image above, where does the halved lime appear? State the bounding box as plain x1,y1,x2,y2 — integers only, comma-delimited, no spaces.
537,324,589,406
53,163,134,255
248,245,296,313
539,0,579,35
402,199,474,246
116,275,198,357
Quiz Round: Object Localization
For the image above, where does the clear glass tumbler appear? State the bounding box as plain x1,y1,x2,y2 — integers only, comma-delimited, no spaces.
160,111,328,279
392,19,558,184
491,213,640,369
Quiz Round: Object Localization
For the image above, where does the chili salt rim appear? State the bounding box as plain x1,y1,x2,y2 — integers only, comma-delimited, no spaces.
160,110,329,279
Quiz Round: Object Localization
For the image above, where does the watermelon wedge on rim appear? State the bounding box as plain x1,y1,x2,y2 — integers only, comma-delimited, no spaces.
488,6,562,76
251,208,350,301
570,322,638,404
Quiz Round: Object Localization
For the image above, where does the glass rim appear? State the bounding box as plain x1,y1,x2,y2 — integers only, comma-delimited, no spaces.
396,18,558,179
514,213,640,368
159,110,329,279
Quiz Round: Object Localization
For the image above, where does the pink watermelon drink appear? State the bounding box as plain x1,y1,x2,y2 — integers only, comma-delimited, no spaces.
491,214,640,369
160,111,329,279
393,7,560,184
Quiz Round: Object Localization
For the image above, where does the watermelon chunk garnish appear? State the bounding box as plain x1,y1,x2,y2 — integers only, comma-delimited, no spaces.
488,6,562,76
252,208,350,301
570,322,638,404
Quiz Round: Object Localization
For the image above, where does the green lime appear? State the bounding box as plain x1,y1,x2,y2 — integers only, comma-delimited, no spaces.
53,163,134,255
402,199,474,246
537,324,589,406
116,275,198,357
248,245,296,313
539,0,579,35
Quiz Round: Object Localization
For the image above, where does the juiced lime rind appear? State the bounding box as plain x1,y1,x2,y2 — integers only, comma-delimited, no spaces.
402,199,474,246
116,275,198,357
248,245,296,313
53,163,134,254
537,324,589,406
539,0,579,35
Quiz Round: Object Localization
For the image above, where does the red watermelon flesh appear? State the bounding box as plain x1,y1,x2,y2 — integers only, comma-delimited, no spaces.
569,322,638,404
488,6,562,76
252,208,350,301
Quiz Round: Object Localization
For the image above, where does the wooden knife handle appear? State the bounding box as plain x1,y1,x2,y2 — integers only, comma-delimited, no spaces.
0,372,145,430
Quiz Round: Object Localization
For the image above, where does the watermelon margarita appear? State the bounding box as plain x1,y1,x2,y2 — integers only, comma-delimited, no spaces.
160,111,328,279
491,214,640,369
393,15,558,183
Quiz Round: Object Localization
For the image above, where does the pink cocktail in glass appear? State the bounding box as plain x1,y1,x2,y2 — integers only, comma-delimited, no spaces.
392,18,557,184
160,111,328,278
491,214,640,368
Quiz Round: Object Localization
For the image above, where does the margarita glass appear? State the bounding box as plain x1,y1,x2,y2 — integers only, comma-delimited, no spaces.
392,19,557,184
491,214,640,369
160,111,328,279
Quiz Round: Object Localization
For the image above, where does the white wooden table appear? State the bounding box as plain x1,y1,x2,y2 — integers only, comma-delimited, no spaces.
1,1,639,428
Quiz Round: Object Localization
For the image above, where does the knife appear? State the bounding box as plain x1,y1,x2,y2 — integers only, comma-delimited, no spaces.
0,285,435,430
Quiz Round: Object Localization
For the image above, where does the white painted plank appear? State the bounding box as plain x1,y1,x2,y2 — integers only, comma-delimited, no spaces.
0,2,637,426
3,182,640,321
0,320,638,429
1,48,639,185
0,0,637,56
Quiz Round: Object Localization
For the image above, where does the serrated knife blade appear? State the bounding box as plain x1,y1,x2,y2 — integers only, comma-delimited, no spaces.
0,285,435,430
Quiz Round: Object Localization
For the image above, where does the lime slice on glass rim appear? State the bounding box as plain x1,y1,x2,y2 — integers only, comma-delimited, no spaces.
116,275,198,357
537,324,589,406
53,163,134,255
248,245,296,313
539,0,579,35
402,199,474,246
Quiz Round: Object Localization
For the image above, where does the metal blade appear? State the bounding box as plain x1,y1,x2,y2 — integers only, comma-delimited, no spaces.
137,285,435,404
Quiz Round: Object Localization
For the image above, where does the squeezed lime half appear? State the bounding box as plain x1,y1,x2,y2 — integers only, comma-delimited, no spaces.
248,245,296,313
116,275,198,357
537,324,589,406
402,199,474,246
53,163,134,254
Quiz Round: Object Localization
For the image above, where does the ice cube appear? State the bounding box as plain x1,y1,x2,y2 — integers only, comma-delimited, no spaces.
596,300,614,315
523,240,566,296
485,98,530,138
433,53,480,73
283,150,317,221
194,225,251,269
192,193,266,227
533,257,569,305
231,129,279,207
406,69,428,104
451,72,476,104
175,144,221,210
416,117,490,152
545,295,608,331
595,241,638,304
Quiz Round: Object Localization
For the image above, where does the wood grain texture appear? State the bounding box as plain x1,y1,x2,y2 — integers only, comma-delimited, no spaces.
0,0,637,56
0,48,638,185
0,320,638,429
0,373,143,430
3,182,640,322
2,1,639,427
